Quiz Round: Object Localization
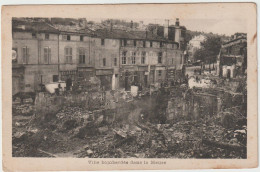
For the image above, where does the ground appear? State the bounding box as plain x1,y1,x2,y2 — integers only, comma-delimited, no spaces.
12,81,247,158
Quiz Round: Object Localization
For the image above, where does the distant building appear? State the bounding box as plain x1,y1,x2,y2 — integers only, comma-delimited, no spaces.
187,34,206,63
217,33,247,78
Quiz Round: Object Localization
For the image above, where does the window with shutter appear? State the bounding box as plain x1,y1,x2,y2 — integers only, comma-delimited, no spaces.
158,52,162,63
65,47,73,63
22,47,29,64
44,47,51,64
141,52,146,64
114,58,117,66
78,48,85,64
131,52,136,64
103,58,106,66
122,51,127,64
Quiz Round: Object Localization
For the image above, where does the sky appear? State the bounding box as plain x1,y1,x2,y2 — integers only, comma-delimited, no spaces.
89,18,247,36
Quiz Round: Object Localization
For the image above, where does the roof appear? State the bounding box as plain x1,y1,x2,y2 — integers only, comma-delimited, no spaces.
222,36,247,48
12,20,59,33
93,28,178,43
12,19,179,44
53,24,93,36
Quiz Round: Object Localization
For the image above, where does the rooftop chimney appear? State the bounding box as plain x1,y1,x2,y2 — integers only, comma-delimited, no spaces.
164,19,169,39
175,18,180,26
130,20,133,29
110,20,113,31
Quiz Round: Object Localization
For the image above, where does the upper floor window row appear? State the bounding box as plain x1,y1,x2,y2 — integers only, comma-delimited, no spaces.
120,39,169,48
62,35,71,41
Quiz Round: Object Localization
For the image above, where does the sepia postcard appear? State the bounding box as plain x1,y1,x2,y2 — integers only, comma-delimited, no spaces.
1,3,258,171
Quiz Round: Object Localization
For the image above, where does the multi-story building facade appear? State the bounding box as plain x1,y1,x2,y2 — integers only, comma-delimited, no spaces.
12,18,186,94
217,33,247,78
12,19,60,94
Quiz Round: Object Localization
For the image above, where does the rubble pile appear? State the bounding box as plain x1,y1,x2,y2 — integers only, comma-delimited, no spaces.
72,116,246,158
13,104,34,116
12,82,247,158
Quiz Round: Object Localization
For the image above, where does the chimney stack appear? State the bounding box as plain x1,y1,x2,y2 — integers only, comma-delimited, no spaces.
110,20,113,31
164,19,169,39
130,20,133,29
175,18,180,26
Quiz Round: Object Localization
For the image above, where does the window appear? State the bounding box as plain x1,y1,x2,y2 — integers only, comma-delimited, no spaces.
160,42,163,48
131,52,136,64
32,33,36,38
101,39,105,45
65,47,72,63
134,40,136,47
53,75,59,82
180,54,183,64
141,51,146,64
22,46,29,64
158,70,162,77
103,58,106,66
172,58,174,64
67,35,71,41
43,47,51,64
158,52,162,63
121,39,127,47
122,51,127,64
45,34,49,40
78,48,85,64
114,58,117,66
150,41,153,47
80,35,84,41
143,41,146,47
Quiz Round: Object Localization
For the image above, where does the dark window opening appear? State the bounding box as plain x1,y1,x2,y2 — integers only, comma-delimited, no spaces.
160,42,163,48
32,33,36,38
67,35,71,41
122,39,127,46
53,75,59,82
150,41,153,47
114,58,117,66
80,35,84,41
45,34,49,40
158,52,162,63
141,51,146,64
143,41,146,47
103,58,106,66
101,39,105,45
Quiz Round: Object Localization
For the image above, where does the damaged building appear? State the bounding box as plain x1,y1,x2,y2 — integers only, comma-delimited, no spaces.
217,33,247,78
12,18,186,95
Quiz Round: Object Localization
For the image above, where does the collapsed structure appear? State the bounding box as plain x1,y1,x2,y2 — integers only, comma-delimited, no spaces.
12,18,187,95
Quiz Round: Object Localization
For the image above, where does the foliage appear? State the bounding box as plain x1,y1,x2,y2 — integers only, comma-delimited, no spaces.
194,35,222,63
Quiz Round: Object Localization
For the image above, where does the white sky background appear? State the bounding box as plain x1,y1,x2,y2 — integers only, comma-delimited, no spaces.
88,18,246,36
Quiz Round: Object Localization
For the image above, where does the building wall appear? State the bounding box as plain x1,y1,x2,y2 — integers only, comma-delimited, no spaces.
91,38,121,90
13,31,60,92
13,27,186,93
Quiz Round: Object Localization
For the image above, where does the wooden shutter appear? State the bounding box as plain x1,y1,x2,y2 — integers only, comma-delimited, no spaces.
26,47,30,64
48,48,51,64
44,47,48,63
